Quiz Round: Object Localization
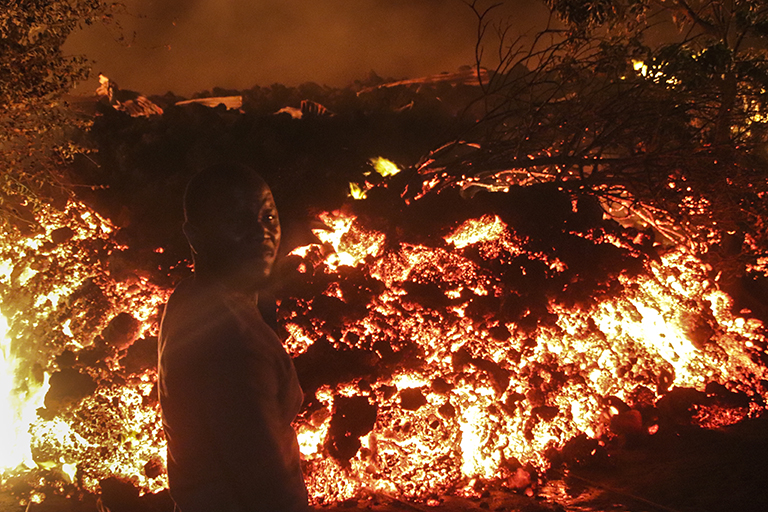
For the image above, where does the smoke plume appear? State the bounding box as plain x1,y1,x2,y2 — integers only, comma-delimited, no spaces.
64,0,550,95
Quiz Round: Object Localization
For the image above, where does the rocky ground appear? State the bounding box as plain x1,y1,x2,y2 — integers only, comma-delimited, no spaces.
3,414,766,512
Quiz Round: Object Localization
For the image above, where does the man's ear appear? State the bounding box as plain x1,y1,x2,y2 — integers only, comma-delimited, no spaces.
182,221,200,255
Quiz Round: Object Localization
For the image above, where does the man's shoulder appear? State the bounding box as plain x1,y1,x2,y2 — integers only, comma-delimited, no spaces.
165,277,230,313
160,277,239,350
165,278,214,319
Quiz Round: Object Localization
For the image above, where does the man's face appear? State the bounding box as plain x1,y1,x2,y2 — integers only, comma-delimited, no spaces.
193,181,281,290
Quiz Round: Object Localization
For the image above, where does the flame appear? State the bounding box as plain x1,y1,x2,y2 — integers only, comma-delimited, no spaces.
348,157,402,199
349,182,367,200
445,214,508,249
308,211,386,269
0,310,49,471
632,59,648,76
370,157,401,178
296,420,330,459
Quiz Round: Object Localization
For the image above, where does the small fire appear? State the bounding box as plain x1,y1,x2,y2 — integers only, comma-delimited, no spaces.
370,157,402,178
349,157,402,199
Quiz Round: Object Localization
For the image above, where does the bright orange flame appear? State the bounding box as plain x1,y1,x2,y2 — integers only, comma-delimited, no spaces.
0,311,50,471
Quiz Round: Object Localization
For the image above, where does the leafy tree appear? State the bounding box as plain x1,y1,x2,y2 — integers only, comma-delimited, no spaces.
0,0,115,230
424,0,768,294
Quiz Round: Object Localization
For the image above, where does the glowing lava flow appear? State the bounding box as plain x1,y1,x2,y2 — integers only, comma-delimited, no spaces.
0,191,766,508
282,210,768,503
0,199,169,503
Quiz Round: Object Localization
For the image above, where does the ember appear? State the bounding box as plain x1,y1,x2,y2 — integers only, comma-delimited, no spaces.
279,201,767,503
0,200,169,503
0,167,766,509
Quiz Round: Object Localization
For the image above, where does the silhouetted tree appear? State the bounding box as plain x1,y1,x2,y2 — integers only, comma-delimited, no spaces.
0,1,115,229
420,0,768,289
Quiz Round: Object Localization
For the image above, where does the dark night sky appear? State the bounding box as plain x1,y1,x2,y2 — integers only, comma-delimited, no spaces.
64,0,551,96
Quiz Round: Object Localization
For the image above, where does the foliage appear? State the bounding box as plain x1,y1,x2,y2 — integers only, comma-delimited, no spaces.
0,0,114,230
424,0,768,288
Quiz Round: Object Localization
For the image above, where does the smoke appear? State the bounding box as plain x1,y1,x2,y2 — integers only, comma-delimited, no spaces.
64,0,550,96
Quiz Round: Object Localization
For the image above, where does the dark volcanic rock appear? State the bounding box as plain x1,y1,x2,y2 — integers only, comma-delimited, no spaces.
102,312,141,351
327,395,378,464
293,337,378,395
119,336,158,375
50,226,75,245
399,387,428,411
98,477,142,512
44,368,97,413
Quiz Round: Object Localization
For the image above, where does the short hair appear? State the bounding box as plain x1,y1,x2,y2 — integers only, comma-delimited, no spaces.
183,163,269,227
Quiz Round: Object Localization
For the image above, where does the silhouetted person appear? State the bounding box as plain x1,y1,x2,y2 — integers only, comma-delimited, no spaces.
158,163,308,512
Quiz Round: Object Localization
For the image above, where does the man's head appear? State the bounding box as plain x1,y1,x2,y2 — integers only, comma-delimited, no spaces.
183,163,280,292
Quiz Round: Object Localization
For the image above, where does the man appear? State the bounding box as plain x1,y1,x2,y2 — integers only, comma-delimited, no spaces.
158,163,308,512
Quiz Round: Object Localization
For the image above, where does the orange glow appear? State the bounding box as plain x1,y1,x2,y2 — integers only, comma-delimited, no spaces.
0,311,50,471
0,191,765,507
281,212,767,502
0,199,169,498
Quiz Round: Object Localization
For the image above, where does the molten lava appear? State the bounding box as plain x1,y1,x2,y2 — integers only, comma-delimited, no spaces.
0,175,766,508
280,209,767,502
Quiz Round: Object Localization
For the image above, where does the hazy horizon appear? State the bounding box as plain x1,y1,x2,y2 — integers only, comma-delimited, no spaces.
64,0,551,96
